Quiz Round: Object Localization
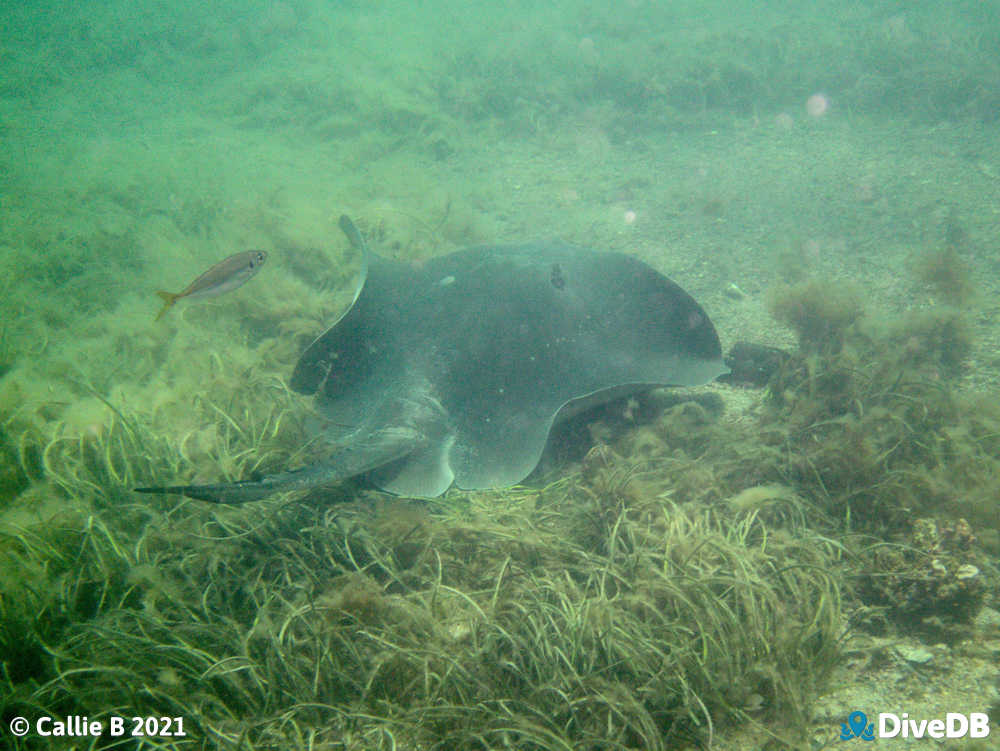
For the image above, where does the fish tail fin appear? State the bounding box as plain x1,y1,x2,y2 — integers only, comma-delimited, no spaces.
154,290,179,321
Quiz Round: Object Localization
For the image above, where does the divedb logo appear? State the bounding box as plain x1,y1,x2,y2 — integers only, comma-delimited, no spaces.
841,710,991,741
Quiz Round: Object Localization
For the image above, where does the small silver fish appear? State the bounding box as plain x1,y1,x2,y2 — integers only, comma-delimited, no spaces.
155,250,267,320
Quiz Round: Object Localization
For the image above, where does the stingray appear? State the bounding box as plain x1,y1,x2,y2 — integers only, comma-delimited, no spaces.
137,216,727,502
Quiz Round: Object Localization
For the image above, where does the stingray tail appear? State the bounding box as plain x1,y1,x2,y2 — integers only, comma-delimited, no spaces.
135,427,421,503
136,465,339,504
154,290,181,321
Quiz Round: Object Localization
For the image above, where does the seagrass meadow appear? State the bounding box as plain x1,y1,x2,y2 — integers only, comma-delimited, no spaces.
2,1,1000,749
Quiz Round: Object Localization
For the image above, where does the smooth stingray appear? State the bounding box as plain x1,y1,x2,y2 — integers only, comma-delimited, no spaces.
137,216,727,502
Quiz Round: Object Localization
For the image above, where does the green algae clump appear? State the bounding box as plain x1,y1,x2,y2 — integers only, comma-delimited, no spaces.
914,245,977,307
768,279,864,354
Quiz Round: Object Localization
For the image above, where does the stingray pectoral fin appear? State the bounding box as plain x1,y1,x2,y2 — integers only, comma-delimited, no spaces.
134,427,422,504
